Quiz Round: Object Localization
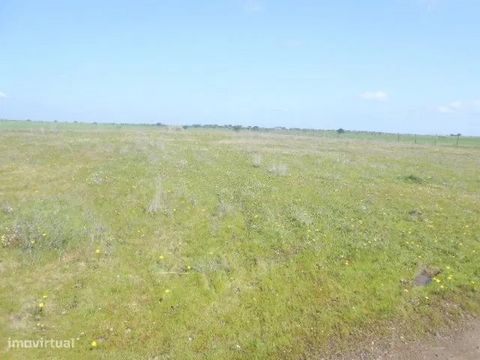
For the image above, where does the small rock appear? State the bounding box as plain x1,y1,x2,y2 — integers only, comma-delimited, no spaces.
415,273,432,286
414,267,442,287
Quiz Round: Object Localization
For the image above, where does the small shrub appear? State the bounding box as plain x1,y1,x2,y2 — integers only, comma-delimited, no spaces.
147,178,168,214
86,171,107,185
403,174,424,184
2,204,14,214
269,164,289,176
408,209,423,221
252,154,262,168
1,225,23,248
2,209,86,252
216,199,235,218
289,206,313,226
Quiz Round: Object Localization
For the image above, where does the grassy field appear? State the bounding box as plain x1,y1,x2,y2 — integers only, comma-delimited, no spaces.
1,120,479,359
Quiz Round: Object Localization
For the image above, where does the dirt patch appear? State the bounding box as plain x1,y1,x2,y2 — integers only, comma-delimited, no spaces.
384,319,480,360
325,319,480,360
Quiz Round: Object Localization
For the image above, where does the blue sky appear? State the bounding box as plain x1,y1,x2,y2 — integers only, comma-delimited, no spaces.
1,0,479,134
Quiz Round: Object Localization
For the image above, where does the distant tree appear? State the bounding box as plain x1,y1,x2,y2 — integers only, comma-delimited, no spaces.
452,133,462,146
336,128,345,134
233,125,243,132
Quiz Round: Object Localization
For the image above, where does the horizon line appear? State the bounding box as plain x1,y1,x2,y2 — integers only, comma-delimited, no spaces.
0,118,477,138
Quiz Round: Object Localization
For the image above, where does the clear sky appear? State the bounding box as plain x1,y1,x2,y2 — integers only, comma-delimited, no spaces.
1,0,479,134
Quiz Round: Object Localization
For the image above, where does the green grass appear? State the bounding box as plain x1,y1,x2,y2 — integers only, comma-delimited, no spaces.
1,120,479,359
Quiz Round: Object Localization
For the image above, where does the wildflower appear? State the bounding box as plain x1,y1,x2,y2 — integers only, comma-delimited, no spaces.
43,294,48,299
447,275,453,280
164,289,171,294
42,233,46,237
440,285,445,289
91,340,97,349
187,266,191,270
159,255,164,260
95,249,101,255
425,296,429,300
31,240,35,245
38,302,45,309
434,278,441,283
